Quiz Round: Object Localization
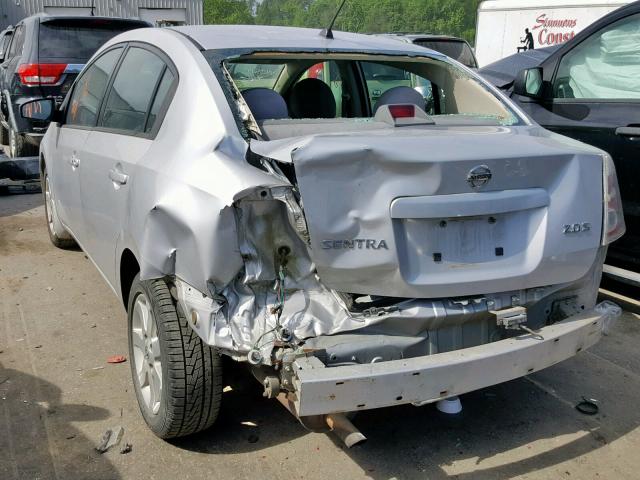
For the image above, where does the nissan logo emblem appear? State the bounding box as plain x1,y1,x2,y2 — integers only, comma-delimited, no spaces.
467,165,492,189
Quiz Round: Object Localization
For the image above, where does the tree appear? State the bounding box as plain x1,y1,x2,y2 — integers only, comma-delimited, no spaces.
209,0,484,43
204,0,255,25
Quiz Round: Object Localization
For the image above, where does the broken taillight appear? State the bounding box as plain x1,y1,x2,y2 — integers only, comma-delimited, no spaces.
602,153,625,245
17,63,67,86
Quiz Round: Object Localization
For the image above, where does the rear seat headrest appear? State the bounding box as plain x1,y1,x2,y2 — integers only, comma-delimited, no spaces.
241,88,289,121
374,86,426,113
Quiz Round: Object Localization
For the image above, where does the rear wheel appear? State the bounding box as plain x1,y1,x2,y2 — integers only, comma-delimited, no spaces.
42,167,76,249
128,275,223,439
0,122,8,146
8,126,38,158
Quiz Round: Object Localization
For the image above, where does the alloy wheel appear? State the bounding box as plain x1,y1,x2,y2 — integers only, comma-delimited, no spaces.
131,293,163,415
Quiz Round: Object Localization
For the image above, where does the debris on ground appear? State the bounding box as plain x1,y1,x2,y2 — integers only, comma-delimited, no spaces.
576,397,599,415
107,355,127,364
120,443,133,454
96,426,125,453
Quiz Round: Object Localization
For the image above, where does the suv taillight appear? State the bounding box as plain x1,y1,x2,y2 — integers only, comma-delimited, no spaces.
602,153,625,245
17,63,67,86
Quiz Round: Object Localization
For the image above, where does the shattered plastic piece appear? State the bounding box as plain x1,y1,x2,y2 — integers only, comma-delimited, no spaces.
95,426,124,453
594,300,622,335
120,443,133,454
107,355,127,364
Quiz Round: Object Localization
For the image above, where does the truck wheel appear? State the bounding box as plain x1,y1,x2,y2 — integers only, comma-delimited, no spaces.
128,275,223,439
8,126,38,158
42,167,76,249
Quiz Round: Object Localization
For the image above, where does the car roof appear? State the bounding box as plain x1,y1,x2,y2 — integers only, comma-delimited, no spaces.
170,25,444,57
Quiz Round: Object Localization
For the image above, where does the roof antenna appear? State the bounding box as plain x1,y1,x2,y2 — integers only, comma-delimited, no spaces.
90,0,95,16
320,0,347,39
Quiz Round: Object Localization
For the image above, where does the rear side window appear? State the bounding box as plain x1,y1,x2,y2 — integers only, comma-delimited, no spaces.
414,40,477,68
146,69,175,133
100,47,167,133
0,32,13,58
66,47,123,127
39,22,141,59
7,25,24,58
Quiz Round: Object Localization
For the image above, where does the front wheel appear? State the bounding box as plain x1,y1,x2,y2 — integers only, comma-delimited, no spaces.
8,126,38,158
128,275,223,439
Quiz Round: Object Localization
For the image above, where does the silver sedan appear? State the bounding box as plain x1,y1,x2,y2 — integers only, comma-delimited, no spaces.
22,25,623,442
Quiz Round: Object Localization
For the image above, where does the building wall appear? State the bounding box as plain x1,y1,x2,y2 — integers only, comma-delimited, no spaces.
0,0,204,30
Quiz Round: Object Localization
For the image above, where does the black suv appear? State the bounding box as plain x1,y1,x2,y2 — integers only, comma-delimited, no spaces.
0,15,150,157
480,1,640,277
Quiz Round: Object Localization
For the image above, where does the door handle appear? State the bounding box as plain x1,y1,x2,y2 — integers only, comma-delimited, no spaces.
615,126,640,138
69,154,80,168
109,168,129,185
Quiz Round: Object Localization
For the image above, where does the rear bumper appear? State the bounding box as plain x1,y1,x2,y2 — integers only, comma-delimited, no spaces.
290,302,620,417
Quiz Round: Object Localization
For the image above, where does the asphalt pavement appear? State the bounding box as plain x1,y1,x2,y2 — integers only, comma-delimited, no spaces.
2,191,640,480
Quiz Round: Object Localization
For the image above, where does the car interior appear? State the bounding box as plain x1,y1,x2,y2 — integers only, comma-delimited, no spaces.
224,54,519,140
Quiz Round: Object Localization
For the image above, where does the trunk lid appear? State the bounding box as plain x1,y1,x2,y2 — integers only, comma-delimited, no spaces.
252,125,604,298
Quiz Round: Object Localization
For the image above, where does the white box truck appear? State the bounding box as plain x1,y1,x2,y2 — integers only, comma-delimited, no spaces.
475,0,631,66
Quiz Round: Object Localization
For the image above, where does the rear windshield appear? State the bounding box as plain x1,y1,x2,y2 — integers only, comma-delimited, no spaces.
413,40,477,68
39,21,144,59
223,53,520,131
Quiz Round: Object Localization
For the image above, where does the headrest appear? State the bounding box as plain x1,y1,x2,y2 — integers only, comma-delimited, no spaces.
374,86,426,113
242,88,289,121
289,78,337,119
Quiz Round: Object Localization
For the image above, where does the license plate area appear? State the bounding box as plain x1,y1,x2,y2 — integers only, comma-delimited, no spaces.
393,209,545,284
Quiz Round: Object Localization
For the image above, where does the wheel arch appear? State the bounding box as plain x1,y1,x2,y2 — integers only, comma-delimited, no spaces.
120,248,141,311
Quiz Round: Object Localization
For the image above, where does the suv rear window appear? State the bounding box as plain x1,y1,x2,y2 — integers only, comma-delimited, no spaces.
413,40,477,68
39,21,143,59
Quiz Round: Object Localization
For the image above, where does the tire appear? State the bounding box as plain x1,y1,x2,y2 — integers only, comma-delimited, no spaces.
128,275,223,439
0,123,8,146
42,167,76,249
8,125,38,158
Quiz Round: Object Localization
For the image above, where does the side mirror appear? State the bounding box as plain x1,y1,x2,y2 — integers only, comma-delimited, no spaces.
513,67,543,99
20,98,61,122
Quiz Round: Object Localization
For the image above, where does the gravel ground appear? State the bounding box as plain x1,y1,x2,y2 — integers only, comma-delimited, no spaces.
2,191,640,480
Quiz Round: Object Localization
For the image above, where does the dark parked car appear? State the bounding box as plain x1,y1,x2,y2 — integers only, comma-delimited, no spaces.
0,14,150,157
479,1,640,277
383,34,479,69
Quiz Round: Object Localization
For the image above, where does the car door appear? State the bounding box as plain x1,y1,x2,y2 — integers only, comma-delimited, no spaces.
79,45,176,285
518,11,640,271
51,46,124,241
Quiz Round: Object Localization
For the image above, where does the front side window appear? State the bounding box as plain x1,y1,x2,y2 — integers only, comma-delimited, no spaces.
100,47,166,133
66,47,123,127
554,13,640,99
